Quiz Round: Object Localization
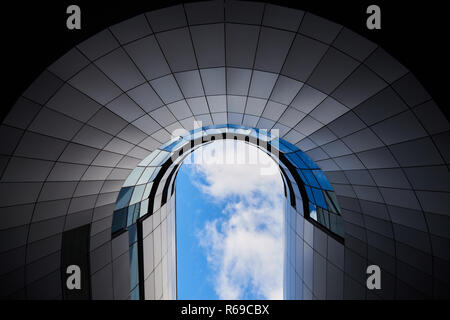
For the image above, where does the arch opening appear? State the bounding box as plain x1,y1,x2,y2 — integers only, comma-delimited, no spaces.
111,125,344,299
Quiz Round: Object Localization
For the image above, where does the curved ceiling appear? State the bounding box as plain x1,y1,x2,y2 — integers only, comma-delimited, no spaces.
0,0,449,299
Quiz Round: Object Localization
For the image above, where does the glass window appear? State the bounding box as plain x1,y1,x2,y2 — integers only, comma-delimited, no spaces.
248,128,260,140
149,167,161,181
130,285,139,300
271,139,295,153
130,184,146,205
325,191,341,214
127,205,136,226
140,198,149,217
137,167,157,185
295,151,319,169
226,124,242,129
287,153,307,169
280,139,297,152
129,242,139,290
331,216,340,237
162,137,188,152
295,168,306,182
234,128,252,135
128,223,138,246
114,187,134,210
312,170,332,190
311,187,327,209
143,182,153,200
301,170,320,188
317,208,330,229
309,203,317,220
123,167,145,187
160,137,181,150
304,185,314,203
111,125,345,301
149,150,170,166
133,203,141,223
205,128,223,136
138,150,161,167
125,203,140,226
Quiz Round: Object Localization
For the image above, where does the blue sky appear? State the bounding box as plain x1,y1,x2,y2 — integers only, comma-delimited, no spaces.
176,140,284,300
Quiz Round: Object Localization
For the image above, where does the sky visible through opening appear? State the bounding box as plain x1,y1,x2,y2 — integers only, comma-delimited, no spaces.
176,139,284,300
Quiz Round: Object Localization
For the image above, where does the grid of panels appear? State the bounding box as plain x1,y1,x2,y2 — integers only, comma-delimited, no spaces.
283,196,347,299
0,0,449,299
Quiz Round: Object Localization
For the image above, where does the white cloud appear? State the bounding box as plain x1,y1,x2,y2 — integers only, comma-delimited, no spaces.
186,140,284,300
